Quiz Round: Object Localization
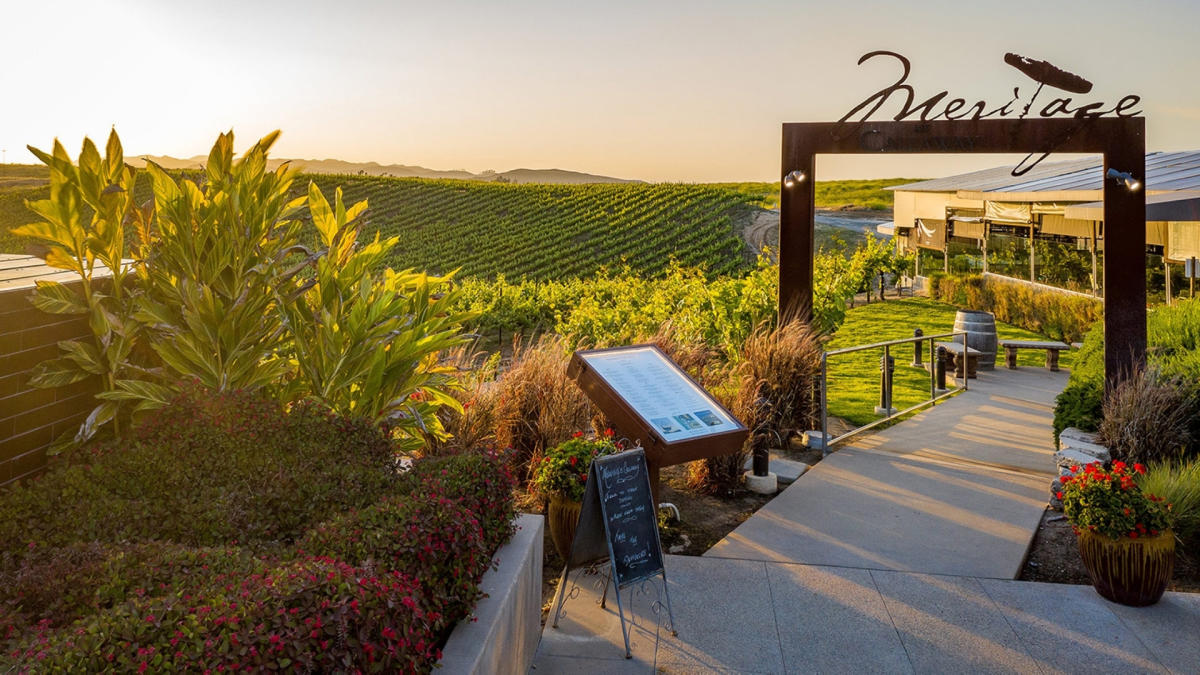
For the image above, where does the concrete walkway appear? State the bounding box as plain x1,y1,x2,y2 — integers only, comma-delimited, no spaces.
531,368,1200,673
532,556,1200,674
705,368,1062,578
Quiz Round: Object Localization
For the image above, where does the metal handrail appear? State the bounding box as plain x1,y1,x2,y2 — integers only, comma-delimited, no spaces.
819,330,969,453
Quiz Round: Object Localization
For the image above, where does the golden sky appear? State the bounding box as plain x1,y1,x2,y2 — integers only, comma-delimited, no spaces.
2,0,1198,181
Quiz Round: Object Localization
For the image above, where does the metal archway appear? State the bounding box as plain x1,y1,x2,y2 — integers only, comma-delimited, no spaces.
780,117,1146,387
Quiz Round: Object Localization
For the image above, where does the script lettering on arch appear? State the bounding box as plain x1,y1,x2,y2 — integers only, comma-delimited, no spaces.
836,51,1142,175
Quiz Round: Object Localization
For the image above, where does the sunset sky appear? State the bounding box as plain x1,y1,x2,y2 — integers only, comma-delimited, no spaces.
2,0,1198,182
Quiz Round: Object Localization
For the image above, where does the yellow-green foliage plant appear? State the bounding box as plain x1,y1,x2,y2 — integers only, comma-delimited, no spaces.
133,131,305,397
16,130,472,451
12,132,145,447
280,184,473,450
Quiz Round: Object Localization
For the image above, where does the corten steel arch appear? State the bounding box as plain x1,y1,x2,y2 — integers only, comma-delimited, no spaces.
780,117,1146,387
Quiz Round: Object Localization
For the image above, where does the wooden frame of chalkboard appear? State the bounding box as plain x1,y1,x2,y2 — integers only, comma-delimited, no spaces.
567,344,748,497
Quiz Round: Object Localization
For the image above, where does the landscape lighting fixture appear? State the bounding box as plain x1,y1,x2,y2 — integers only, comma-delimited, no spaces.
1106,168,1142,192
783,170,806,188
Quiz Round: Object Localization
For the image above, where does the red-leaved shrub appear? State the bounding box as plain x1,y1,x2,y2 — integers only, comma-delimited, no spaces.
300,495,490,627
8,556,440,672
0,388,518,672
402,450,519,552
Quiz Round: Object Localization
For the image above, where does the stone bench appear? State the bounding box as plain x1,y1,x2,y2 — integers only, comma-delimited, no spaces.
998,339,1071,372
935,341,982,379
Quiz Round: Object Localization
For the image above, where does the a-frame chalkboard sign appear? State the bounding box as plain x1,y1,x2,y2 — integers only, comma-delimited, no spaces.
550,447,676,658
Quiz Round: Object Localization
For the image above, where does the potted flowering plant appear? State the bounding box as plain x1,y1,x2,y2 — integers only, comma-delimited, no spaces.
1058,460,1175,606
533,431,618,559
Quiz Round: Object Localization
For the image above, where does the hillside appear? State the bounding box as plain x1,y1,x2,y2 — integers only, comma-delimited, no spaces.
0,166,904,280
299,176,756,279
121,156,638,184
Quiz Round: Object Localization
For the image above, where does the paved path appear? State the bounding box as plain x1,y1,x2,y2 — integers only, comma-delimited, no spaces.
705,368,1062,578
531,367,1200,673
532,556,1200,674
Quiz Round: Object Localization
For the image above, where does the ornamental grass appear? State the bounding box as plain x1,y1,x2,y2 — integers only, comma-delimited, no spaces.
493,334,596,482
1098,368,1195,466
1139,459,1200,546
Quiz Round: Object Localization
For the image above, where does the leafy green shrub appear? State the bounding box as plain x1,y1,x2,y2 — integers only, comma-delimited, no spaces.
1053,299,1200,449
281,184,472,451
1052,322,1105,441
0,389,398,556
1139,459,1200,546
0,543,256,633
1052,380,1104,439
929,273,1101,343
12,132,145,446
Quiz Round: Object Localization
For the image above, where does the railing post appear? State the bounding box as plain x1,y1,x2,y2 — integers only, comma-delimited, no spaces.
875,346,895,417
911,328,924,367
820,354,829,456
928,337,936,398
935,345,948,392
961,332,969,391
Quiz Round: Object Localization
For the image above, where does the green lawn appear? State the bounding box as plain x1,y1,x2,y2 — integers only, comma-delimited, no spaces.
825,297,1075,426
704,178,917,211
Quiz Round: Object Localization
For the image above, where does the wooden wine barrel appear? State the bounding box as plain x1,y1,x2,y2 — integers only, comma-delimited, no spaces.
953,310,997,370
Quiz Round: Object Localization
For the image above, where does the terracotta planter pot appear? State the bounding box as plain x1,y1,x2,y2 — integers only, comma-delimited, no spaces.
1077,529,1174,606
547,496,583,560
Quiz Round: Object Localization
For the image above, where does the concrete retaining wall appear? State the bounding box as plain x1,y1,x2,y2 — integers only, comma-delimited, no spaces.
440,513,544,675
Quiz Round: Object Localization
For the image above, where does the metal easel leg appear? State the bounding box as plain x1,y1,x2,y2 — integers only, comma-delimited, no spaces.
661,571,678,636
599,569,611,609
550,566,571,629
612,582,633,659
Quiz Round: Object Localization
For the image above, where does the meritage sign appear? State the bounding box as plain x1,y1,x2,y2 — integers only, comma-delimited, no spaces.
838,51,1142,174
842,51,1142,125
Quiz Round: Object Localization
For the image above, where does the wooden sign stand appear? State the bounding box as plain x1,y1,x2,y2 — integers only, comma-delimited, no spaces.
550,448,676,659
567,344,748,500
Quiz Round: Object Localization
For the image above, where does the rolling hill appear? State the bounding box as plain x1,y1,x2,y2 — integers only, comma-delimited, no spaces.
121,156,639,184
0,164,903,280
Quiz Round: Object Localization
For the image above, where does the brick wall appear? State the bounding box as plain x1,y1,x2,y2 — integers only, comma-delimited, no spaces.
0,284,98,486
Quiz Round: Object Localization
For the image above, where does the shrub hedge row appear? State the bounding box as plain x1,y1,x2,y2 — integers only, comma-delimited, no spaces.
928,273,1102,343
0,390,517,672
1052,298,1200,454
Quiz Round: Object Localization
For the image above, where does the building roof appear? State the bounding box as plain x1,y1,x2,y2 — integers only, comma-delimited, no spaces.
889,151,1200,197
1064,191,1200,222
